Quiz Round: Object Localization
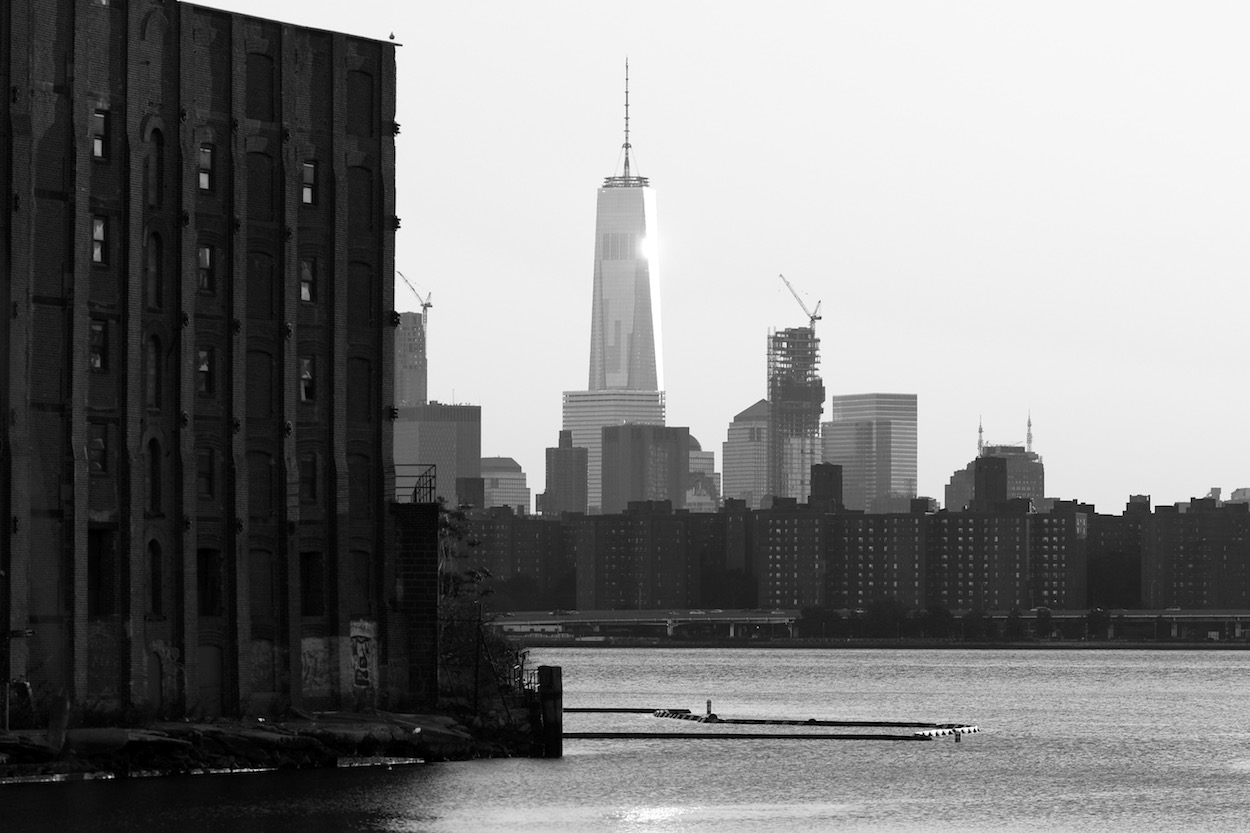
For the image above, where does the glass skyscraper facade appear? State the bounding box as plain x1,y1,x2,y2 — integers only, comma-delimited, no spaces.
562,69,666,513
821,393,918,513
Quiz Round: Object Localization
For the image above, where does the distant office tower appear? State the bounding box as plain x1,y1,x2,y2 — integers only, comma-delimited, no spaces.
821,393,918,513
562,64,665,513
542,430,589,516
481,457,532,515
944,420,1045,511
810,463,844,510
723,400,771,510
395,311,428,407
686,437,721,513
767,328,825,504
601,424,690,515
394,403,482,506
563,391,665,514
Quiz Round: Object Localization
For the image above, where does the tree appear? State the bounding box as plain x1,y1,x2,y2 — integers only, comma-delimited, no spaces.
919,605,955,639
1004,607,1026,642
864,597,910,639
1033,607,1053,640
1085,607,1111,640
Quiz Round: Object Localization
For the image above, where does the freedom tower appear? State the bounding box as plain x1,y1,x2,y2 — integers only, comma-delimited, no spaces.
563,64,666,513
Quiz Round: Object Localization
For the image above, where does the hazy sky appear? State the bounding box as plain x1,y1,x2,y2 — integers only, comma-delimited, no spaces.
206,0,1250,513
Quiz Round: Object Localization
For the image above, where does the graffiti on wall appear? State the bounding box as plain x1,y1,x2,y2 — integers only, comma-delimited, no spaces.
300,637,331,697
350,620,378,689
148,639,182,707
251,639,275,691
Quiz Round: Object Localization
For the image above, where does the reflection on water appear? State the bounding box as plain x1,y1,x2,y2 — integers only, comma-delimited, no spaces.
7,648,1250,832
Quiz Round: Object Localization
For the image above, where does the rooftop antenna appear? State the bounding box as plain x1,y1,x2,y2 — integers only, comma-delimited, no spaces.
623,59,632,180
978,416,984,456
1027,411,1033,454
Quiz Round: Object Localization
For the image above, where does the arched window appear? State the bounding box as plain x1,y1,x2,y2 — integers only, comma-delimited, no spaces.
147,128,164,207
246,54,275,121
145,335,161,408
148,438,162,514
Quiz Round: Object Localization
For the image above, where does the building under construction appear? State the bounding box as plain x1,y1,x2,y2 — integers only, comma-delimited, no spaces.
767,327,825,503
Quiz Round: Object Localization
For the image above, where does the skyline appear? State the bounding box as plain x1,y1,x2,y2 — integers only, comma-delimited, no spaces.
206,0,1250,513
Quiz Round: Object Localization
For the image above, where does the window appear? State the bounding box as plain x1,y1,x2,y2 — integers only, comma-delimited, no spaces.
92,110,107,159
197,347,215,396
300,552,325,616
197,549,224,616
346,71,374,136
300,356,315,402
92,216,107,264
87,423,108,473
89,320,107,372
198,145,213,191
299,452,317,503
246,53,275,121
299,258,315,302
88,530,116,616
302,161,317,205
147,128,164,206
197,448,215,499
198,245,214,293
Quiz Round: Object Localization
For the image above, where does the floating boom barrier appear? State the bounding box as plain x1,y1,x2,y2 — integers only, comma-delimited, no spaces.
561,706,980,743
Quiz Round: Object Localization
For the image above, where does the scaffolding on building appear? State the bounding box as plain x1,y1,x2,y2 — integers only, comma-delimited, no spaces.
767,327,825,502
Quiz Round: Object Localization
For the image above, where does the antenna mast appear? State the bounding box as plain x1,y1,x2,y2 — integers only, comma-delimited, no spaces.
978,417,984,456
1027,412,1033,454
623,59,631,179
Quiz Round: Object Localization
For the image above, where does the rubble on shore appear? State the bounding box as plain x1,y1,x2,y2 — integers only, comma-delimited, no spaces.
0,708,539,782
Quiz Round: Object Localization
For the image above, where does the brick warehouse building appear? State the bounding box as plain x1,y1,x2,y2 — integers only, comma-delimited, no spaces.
0,1,415,715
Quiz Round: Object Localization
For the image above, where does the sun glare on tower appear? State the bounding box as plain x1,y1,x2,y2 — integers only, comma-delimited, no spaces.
639,234,658,261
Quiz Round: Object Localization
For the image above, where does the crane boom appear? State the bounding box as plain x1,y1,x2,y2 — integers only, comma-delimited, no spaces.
397,270,432,312
779,273,821,329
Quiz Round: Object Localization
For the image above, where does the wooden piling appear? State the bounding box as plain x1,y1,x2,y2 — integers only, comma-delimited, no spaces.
538,666,563,758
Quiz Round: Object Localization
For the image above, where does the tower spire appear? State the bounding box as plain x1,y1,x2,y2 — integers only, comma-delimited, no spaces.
978,416,984,456
1027,411,1033,454
603,60,648,188
623,59,631,179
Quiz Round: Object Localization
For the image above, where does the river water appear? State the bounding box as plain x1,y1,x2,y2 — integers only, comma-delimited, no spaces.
7,647,1250,832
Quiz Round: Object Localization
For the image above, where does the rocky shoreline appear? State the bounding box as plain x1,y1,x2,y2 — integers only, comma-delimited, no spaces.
0,708,541,783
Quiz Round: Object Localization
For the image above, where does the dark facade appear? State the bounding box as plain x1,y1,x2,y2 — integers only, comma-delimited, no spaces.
1,0,398,714
600,423,689,515
394,311,427,407
540,429,587,517
946,445,1044,512
464,509,572,610
393,403,481,506
828,513,926,611
573,502,691,611
1142,500,1250,609
1087,497,1148,608
505,493,1250,617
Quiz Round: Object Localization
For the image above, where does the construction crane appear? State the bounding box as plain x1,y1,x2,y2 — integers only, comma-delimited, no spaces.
397,270,432,320
779,273,821,330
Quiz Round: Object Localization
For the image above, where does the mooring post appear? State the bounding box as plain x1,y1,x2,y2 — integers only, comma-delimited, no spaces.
538,665,563,758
